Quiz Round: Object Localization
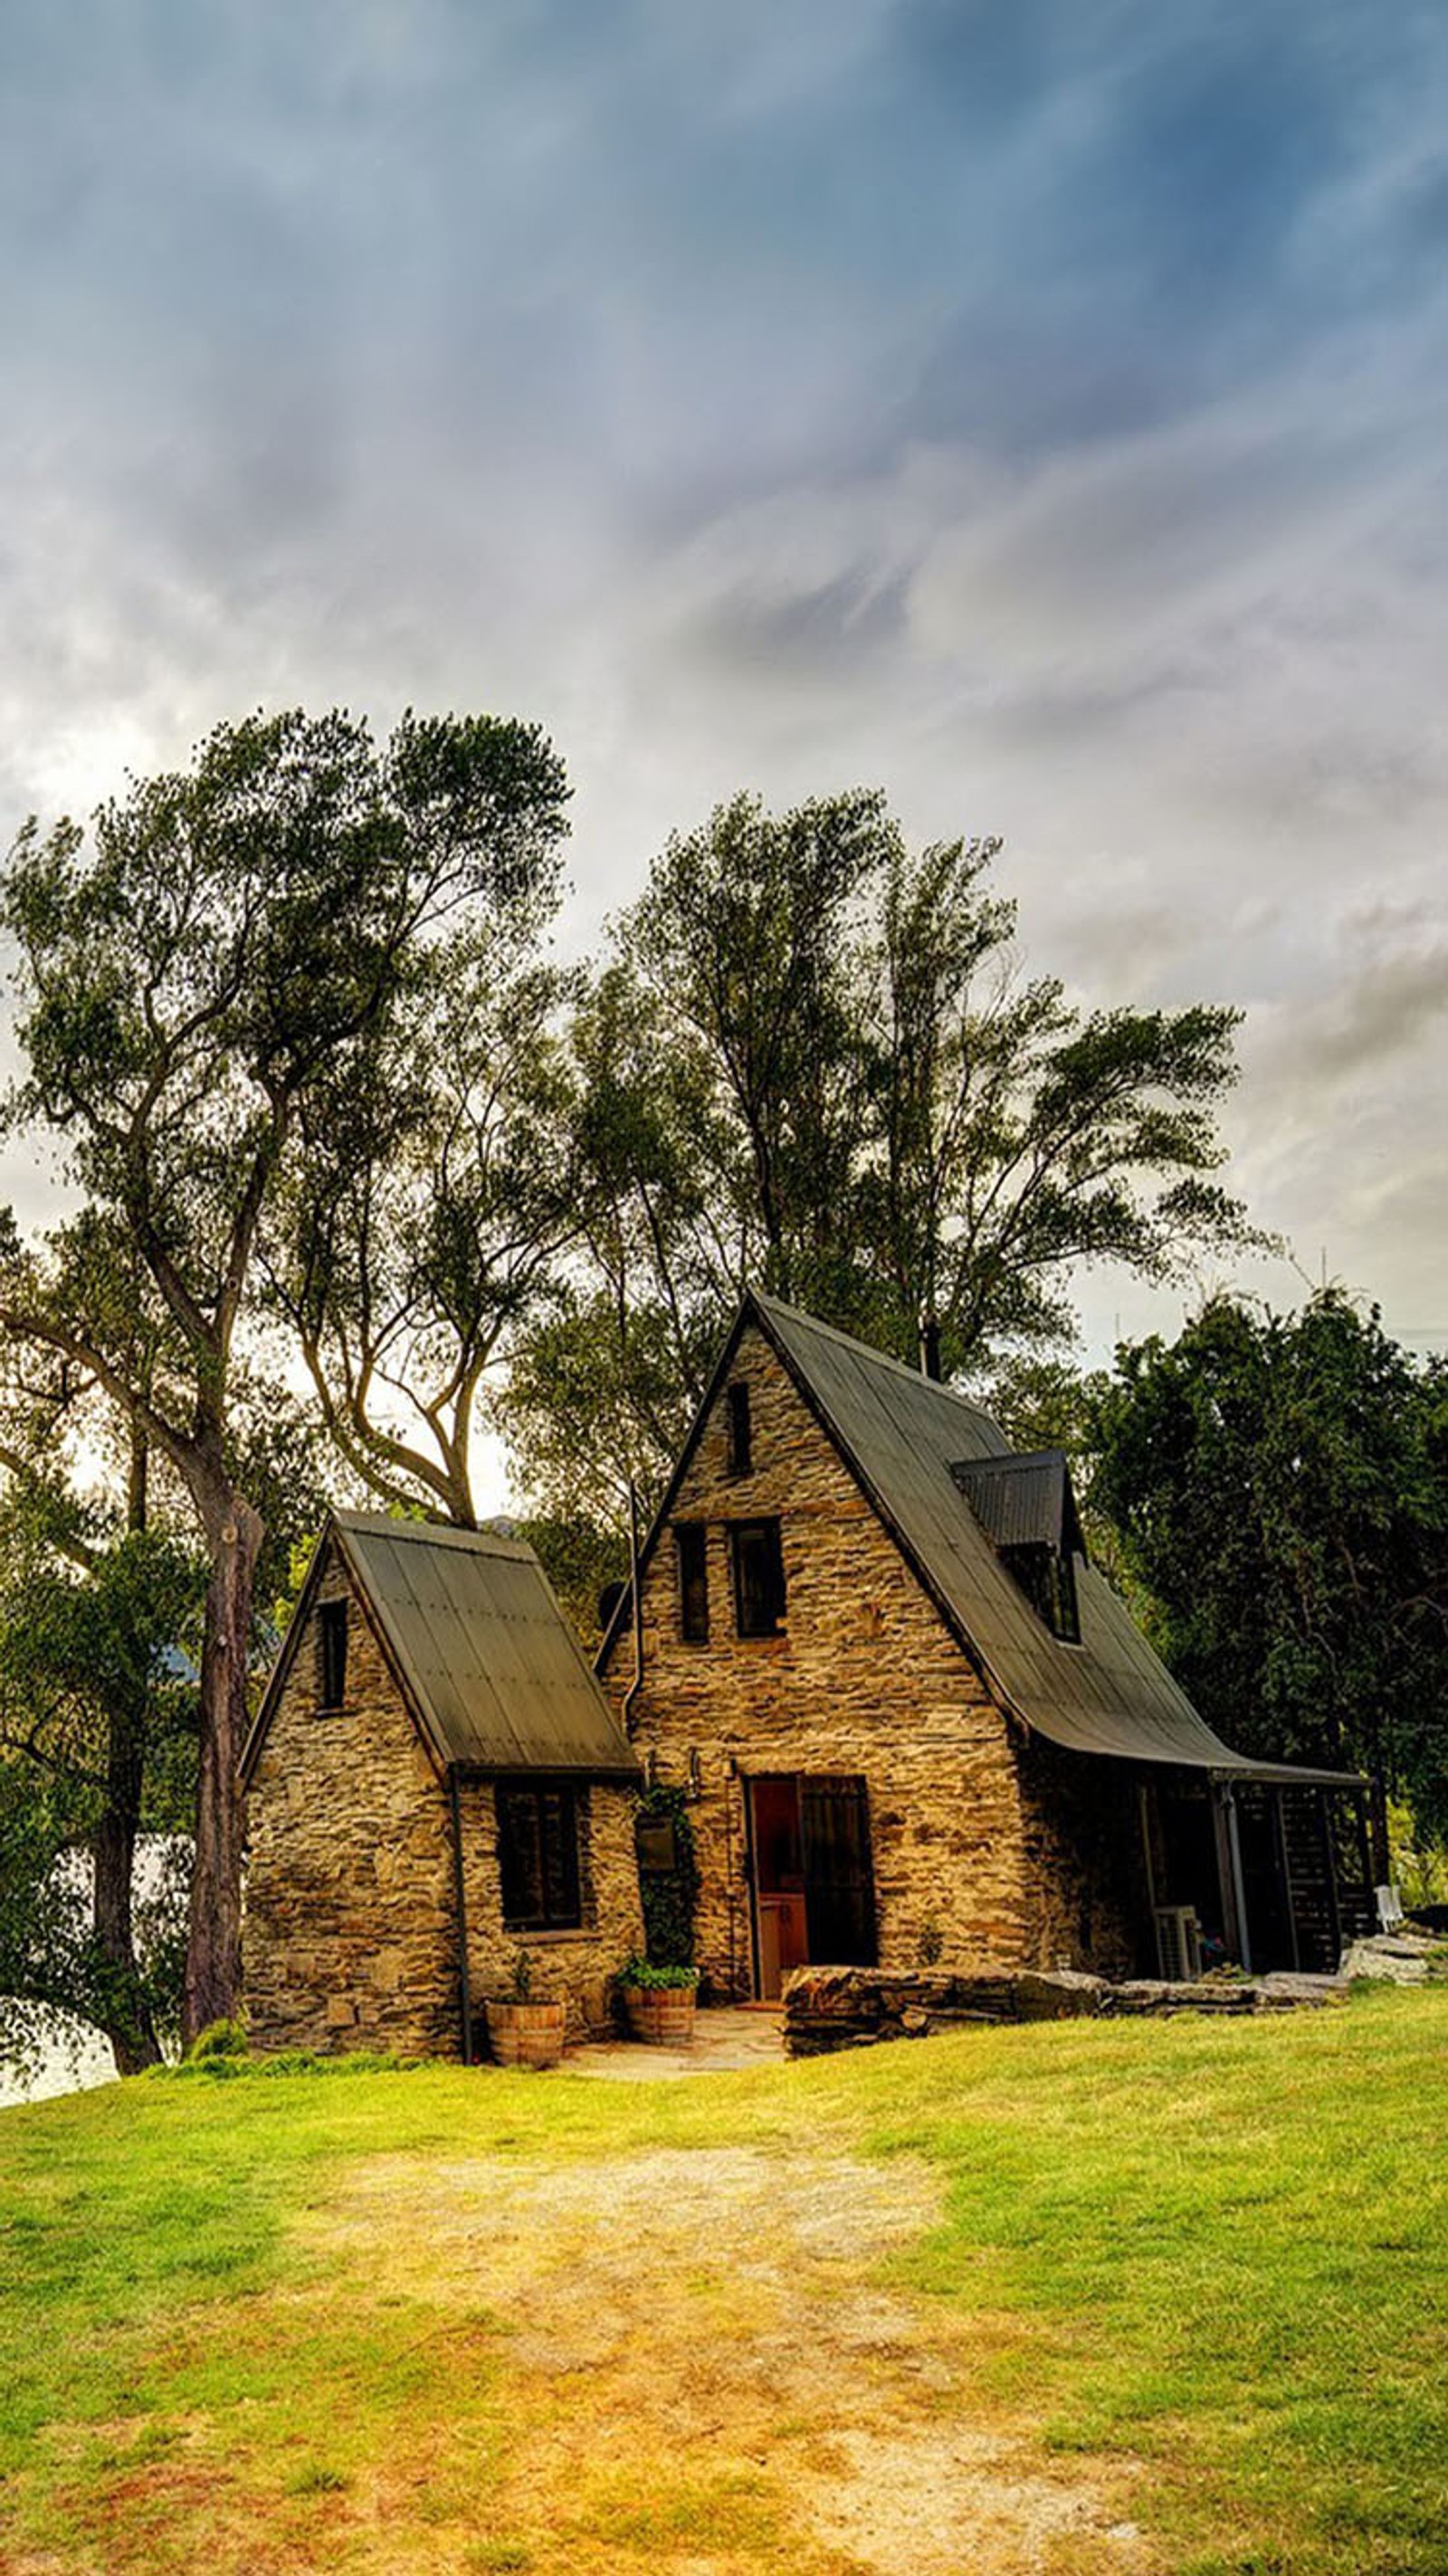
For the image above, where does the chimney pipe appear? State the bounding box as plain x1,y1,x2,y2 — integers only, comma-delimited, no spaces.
919,1314,942,1381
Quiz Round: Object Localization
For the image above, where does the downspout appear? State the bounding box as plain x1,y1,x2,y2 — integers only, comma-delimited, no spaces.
622,1478,645,1736
447,1765,473,2066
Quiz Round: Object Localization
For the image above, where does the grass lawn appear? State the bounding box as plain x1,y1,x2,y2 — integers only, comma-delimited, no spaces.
1,1987,1444,2575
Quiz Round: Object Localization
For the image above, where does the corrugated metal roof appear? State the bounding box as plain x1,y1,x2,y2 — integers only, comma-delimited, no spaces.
951,1451,1082,1554
328,1514,637,1778
752,1293,1361,1786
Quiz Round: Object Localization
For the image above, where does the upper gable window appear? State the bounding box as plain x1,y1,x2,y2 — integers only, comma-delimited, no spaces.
726,1381,753,1475
730,1518,786,1637
676,1522,709,1642
318,1598,348,1710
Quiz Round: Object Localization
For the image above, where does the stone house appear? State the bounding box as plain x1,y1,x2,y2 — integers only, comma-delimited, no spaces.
597,1292,1374,1998
242,1513,643,2056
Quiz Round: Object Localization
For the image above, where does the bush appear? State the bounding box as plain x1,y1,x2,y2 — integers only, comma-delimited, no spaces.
618,1954,699,1991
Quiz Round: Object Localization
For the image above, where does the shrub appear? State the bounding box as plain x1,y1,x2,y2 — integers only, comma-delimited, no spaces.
618,1954,699,1991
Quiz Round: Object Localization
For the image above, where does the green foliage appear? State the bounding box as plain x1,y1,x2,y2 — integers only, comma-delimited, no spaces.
0,1474,203,2076
156,2042,418,2082
634,1783,700,1967
616,1954,699,1990
185,2017,250,2064
507,789,1256,1514
1388,1798,1448,1911
1090,1293,1448,1824
0,704,571,2034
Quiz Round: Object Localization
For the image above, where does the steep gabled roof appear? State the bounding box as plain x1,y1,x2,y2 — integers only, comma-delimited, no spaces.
243,1512,639,1786
599,1291,1362,1788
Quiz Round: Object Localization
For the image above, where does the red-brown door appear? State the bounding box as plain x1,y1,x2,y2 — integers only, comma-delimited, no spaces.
747,1774,876,1999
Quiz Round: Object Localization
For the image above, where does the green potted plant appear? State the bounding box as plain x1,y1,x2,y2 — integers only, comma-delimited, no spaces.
617,1953,700,2045
482,1951,567,2069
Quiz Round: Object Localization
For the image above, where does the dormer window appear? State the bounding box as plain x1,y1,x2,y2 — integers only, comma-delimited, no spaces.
950,1451,1084,1646
726,1381,752,1475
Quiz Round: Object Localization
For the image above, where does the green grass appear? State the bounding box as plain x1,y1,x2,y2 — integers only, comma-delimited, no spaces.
1,1989,1444,2573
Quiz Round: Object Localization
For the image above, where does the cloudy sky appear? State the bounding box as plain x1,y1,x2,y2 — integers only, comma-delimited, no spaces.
3,0,1446,1371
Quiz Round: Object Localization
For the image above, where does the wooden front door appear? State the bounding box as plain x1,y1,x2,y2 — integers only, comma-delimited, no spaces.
748,1773,876,1999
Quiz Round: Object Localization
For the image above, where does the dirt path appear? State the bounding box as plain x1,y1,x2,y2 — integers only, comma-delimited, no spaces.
317,2142,1162,2575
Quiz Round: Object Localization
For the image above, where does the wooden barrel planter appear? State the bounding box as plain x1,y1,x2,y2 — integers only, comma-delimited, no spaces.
483,1997,567,2069
619,1975,699,2045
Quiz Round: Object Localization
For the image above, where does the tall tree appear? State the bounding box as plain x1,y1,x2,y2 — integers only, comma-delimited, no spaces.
0,707,568,2035
1089,1294,1448,1824
0,1460,203,2077
506,790,1259,1520
267,925,577,1530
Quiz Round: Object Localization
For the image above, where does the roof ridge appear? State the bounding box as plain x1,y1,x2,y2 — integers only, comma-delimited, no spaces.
749,1288,1001,1426
331,1510,533,1560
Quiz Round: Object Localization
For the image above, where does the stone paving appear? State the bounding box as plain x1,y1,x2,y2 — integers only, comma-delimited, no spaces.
562,2003,785,2080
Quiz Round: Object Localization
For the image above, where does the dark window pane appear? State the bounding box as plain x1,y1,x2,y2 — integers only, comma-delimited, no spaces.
318,1599,348,1709
498,1785,581,1930
731,1519,786,1636
676,1522,709,1641
726,1382,752,1474
1002,1543,1080,1643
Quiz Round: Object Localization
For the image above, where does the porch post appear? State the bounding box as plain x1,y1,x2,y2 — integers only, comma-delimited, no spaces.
1213,1779,1253,1973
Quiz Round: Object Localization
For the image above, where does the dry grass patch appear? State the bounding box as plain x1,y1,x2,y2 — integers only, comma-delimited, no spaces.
303,2141,1161,2575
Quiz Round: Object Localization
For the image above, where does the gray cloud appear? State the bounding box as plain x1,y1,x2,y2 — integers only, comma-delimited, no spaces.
0,0,1445,1400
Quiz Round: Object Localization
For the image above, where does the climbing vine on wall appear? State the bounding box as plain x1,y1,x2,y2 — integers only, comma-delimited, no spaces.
634,1782,700,1967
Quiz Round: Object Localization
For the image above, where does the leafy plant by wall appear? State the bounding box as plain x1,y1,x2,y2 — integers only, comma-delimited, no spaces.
634,1782,700,1967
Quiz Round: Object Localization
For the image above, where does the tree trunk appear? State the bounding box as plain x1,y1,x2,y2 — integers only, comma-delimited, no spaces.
183,1493,263,2045
93,1422,163,2075
93,1786,162,2076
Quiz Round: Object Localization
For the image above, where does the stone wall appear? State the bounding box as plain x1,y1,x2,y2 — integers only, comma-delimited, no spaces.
244,1540,646,2056
244,1540,458,2057
455,1776,644,2044
600,1322,1043,1996
1016,1736,1151,1978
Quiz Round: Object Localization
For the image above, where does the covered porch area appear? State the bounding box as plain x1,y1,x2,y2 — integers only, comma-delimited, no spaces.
1139,1763,1377,1978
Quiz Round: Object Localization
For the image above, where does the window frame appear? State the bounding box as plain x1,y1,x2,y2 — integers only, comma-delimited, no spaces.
729,1516,786,1638
317,1597,348,1711
725,1380,753,1475
496,1781,584,1932
1001,1541,1081,1646
675,1521,710,1643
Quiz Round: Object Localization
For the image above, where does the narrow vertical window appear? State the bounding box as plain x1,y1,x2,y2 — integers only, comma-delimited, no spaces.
726,1381,752,1474
676,1522,710,1642
318,1598,348,1710
731,1519,786,1636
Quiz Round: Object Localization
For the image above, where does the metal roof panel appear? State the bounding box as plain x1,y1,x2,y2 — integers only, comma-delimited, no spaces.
333,1513,639,1777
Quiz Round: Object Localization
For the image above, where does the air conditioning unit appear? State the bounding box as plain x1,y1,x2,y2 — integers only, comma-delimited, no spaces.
1155,1904,1203,1983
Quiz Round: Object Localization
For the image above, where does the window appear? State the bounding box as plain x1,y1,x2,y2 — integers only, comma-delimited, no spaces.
318,1598,348,1710
497,1784,582,1930
676,1522,709,1642
730,1518,786,1636
1002,1542,1081,1645
726,1380,752,1474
